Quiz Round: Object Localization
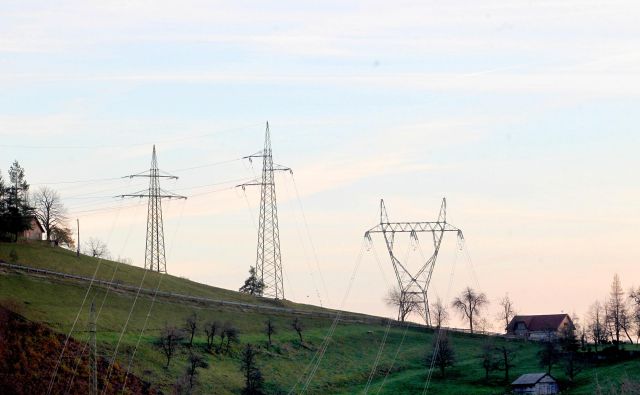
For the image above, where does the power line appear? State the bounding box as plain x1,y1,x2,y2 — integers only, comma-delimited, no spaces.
46,201,126,395
0,122,263,150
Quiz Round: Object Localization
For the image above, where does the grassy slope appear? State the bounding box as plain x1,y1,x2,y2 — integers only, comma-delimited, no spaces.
0,242,638,394
0,242,330,312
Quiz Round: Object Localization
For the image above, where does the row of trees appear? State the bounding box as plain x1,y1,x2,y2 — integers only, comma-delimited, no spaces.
429,324,582,383
386,285,515,334
0,160,73,245
390,277,640,347
584,274,640,351
429,274,640,385
158,312,308,394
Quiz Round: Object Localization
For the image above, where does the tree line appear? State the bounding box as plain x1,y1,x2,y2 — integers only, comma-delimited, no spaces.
422,274,640,388
157,312,309,394
583,274,640,351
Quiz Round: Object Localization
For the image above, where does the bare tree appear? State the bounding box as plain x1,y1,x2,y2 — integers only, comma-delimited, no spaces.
538,336,561,375
559,324,583,383
241,344,264,395
385,287,423,322
265,318,276,349
606,274,629,349
427,330,455,378
84,237,110,259
587,301,607,354
204,320,220,352
630,287,640,344
430,297,449,330
479,341,499,381
185,312,198,347
631,287,640,307
498,294,517,332
292,317,304,343
159,325,185,368
571,313,587,350
223,324,240,354
496,344,516,383
32,187,67,241
477,317,494,334
186,351,208,390
451,286,488,334
115,255,133,265
620,310,635,344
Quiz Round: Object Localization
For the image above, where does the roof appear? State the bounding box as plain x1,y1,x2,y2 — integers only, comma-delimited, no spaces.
512,373,557,386
507,314,571,332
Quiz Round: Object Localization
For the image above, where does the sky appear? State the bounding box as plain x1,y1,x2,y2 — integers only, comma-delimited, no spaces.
1,1,639,330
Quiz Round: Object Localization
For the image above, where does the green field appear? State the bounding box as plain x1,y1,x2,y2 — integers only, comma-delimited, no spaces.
0,242,638,394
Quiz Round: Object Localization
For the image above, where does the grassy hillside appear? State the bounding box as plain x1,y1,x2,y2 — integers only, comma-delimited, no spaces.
0,241,638,394
0,241,331,312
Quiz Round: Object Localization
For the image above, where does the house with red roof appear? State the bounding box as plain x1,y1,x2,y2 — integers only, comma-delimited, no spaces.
506,314,573,341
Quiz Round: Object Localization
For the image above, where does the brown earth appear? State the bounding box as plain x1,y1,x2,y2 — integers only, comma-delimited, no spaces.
0,303,155,395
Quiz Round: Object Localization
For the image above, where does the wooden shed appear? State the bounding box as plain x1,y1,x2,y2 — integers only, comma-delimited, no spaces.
511,373,559,394
19,217,44,241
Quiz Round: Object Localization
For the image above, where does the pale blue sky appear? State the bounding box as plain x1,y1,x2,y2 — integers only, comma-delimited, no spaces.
1,1,639,328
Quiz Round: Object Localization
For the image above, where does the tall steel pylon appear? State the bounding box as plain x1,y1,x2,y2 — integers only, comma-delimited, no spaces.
365,199,464,324
120,145,186,273
238,122,291,299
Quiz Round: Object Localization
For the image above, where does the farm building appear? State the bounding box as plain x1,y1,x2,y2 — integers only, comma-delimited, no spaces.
19,217,44,241
511,373,559,394
506,314,573,341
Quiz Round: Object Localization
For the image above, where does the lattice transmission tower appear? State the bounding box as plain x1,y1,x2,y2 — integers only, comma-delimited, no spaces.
238,122,291,299
365,199,463,324
120,145,186,273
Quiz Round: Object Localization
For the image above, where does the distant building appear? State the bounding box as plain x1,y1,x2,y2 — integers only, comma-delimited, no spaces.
19,217,44,241
506,314,573,341
511,373,559,394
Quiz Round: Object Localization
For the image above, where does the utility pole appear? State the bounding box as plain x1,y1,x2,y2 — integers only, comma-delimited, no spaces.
88,300,97,395
238,122,291,299
365,199,464,325
76,219,80,257
119,145,186,273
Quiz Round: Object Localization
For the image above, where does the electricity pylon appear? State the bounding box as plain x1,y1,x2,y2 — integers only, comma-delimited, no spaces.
365,199,463,324
88,300,97,395
238,122,291,299
120,145,186,273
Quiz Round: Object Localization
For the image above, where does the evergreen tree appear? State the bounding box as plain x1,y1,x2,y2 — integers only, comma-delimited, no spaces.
239,266,265,296
0,161,33,242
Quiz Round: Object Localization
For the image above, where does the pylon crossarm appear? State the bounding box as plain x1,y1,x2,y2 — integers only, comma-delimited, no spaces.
243,150,264,160
128,174,178,179
366,222,461,234
236,182,274,189
272,163,292,173
119,194,186,199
